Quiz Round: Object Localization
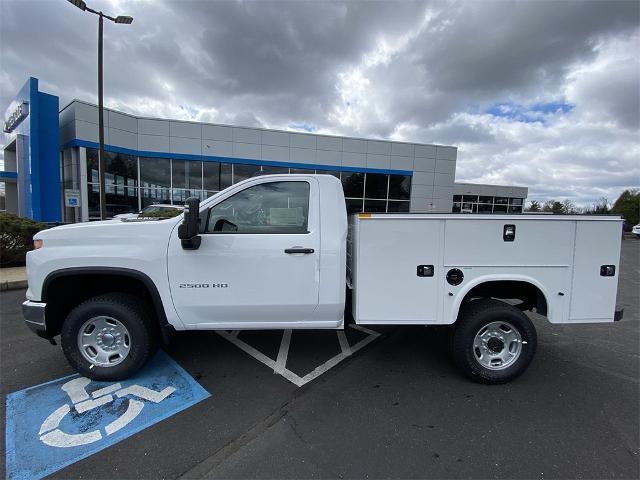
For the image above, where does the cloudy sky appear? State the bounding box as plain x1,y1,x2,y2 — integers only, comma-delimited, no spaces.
1,0,638,205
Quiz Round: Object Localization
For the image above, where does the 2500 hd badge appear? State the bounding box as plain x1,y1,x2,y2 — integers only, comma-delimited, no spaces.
178,283,229,288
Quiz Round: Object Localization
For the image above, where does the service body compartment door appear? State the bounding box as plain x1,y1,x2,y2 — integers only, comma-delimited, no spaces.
167,178,321,328
354,218,443,323
569,220,621,322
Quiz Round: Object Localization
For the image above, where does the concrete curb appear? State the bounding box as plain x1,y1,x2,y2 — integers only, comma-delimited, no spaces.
0,280,28,291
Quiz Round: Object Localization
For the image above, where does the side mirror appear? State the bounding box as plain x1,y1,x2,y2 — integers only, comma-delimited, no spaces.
178,197,201,250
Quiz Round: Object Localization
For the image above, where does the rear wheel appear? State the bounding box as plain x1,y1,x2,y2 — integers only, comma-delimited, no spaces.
61,293,157,381
452,299,537,384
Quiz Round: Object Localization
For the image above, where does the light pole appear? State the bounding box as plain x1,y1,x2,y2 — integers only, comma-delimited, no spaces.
67,0,133,220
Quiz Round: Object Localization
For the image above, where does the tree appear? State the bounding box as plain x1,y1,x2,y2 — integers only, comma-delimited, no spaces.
562,199,577,214
542,200,566,214
526,200,541,212
611,189,640,226
592,197,610,214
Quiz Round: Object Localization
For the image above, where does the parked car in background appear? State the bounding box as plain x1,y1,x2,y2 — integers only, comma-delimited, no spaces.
632,224,640,238
114,204,185,220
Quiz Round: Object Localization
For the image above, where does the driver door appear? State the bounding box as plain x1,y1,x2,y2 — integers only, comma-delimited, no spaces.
167,177,320,328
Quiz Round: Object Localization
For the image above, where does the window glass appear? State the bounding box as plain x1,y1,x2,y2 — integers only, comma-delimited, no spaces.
463,195,478,203
203,162,220,191
364,199,387,212
221,163,233,189
341,172,364,198
493,204,508,212
290,168,315,174
105,189,138,218
387,200,410,212
105,151,137,181
478,203,493,213
206,181,310,234
510,198,523,206
172,188,203,204
172,160,202,189
140,157,171,189
509,205,523,213
388,175,411,200
452,202,461,213
365,174,388,199
88,191,100,220
141,188,171,208
495,196,509,205
261,165,289,175
233,164,261,184
345,198,363,214
453,195,462,203
461,202,474,213
479,196,493,204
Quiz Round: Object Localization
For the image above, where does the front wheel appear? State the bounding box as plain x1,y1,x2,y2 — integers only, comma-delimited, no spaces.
452,299,537,384
61,293,157,381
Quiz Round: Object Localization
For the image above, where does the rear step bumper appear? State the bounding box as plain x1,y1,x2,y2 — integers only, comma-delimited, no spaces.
614,308,624,322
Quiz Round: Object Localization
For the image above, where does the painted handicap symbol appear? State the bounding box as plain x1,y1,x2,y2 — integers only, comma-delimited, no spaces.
38,377,175,448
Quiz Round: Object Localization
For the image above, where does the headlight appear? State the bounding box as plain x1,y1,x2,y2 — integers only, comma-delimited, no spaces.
33,239,43,250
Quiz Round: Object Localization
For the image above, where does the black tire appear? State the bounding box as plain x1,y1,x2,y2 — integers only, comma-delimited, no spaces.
451,298,537,384
61,293,158,381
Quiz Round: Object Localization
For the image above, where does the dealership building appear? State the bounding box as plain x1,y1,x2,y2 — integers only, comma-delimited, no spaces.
1,78,527,222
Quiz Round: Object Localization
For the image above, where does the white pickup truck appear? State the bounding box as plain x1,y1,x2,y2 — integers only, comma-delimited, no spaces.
23,174,623,384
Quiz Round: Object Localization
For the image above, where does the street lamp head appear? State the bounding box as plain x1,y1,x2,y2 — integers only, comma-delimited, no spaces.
67,0,87,11
115,16,134,24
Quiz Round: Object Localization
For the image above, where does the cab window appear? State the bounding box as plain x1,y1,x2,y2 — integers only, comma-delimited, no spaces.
205,181,310,234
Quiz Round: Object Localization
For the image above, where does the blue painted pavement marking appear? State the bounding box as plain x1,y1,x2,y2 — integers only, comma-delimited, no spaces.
5,351,210,480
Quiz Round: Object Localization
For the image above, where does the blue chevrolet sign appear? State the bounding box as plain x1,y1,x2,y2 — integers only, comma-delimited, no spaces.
5,351,210,480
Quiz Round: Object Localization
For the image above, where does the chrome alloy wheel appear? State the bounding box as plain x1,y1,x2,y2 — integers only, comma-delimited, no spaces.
472,321,524,370
77,316,131,367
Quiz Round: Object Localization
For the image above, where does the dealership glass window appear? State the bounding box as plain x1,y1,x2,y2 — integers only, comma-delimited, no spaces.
479,196,493,204
453,195,462,202
345,198,364,214
509,205,523,213
364,199,387,213
105,151,137,183
206,181,310,234
290,168,315,174
342,172,365,198
463,195,478,203
510,198,523,206
261,165,289,175
221,163,233,189
233,164,261,184
172,160,202,190
203,161,221,191
387,200,410,212
477,203,493,213
452,202,461,213
365,174,388,199
140,157,171,189
388,175,411,200
495,196,509,205
493,204,508,213
141,188,171,208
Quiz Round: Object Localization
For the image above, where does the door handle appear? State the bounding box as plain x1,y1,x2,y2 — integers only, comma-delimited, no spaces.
284,247,314,254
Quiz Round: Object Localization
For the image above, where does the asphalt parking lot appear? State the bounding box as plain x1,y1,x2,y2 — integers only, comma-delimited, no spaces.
1,239,638,479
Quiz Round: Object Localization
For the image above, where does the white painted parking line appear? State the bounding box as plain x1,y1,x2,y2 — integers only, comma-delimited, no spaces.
275,329,292,374
218,325,380,387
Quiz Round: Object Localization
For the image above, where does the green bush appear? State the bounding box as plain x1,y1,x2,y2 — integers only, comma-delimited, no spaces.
0,212,47,267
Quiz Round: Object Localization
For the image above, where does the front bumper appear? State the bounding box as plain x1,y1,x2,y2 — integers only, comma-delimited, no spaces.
22,300,49,339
